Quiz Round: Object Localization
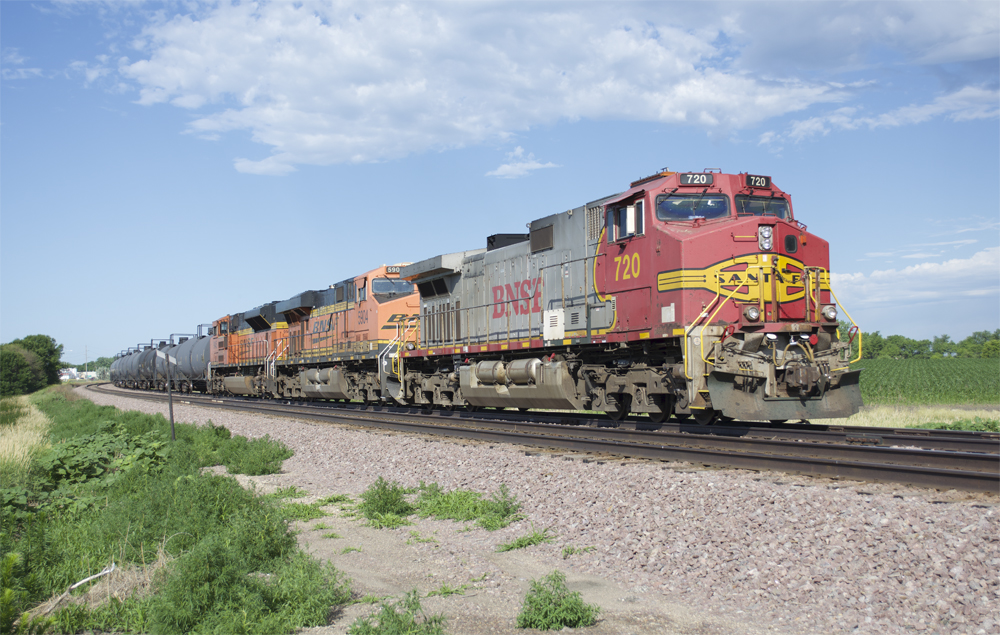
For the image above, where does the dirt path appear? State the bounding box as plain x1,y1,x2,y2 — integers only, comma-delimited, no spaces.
218,467,768,635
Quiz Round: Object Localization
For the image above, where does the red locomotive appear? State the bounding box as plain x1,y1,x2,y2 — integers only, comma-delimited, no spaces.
113,169,862,424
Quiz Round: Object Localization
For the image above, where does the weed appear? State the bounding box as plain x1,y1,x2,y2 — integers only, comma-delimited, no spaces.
365,512,412,529
562,545,597,559
426,583,467,597
352,594,388,605
316,493,353,505
496,526,554,552
340,546,362,554
406,530,438,544
469,572,489,583
265,485,309,499
322,532,344,539
358,478,414,528
313,522,331,530
348,590,446,635
415,482,523,530
280,501,329,522
516,570,600,630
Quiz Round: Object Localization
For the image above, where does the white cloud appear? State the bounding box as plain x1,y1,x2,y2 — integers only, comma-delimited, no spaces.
486,147,558,179
1,47,42,80
69,60,111,85
116,2,844,174
99,1,1000,174
726,1,999,71
832,247,1000,308
785,86,999,142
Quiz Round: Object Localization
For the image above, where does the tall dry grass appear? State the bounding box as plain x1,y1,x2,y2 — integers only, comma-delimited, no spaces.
0,395,51,478
832,405,1000,428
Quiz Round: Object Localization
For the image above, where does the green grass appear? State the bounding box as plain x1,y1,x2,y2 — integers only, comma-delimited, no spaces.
908,417,998,432
322,532,344,539
859,359,999,405
496,526,554,552
1,387,350,635
426,583,467,597
348,590,446,635
516,570,600,630
317,493,353,505
0,398,28,428
355,479,523,531
340,546,362,554
406,530,438,544
562,545,596,559
357,477,415,528
416,482,523,530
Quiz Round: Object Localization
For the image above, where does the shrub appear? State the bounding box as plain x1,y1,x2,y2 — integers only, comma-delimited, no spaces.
348,590,446,635
415,482,523,530
516,570,600,630
357,477,414,527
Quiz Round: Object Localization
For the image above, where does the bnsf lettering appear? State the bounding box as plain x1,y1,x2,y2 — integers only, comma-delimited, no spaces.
491,277,542,318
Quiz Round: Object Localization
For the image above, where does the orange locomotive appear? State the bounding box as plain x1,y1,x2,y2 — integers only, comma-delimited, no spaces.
208,264,419,401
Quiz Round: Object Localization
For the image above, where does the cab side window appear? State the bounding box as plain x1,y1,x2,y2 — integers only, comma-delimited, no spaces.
608,200,643,242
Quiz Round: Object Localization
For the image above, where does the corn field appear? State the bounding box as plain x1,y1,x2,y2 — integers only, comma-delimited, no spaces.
857,359,1000,405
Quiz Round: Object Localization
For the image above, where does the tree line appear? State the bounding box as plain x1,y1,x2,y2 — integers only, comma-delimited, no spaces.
0,334,63,397
840,324,999,360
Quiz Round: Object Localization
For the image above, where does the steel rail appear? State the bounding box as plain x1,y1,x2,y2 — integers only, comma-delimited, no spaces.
111,385,996,454
88,384,999,493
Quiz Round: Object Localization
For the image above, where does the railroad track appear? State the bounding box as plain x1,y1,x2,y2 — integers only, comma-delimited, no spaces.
88,384,1000,494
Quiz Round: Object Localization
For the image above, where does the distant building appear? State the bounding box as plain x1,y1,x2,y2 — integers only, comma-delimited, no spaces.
60,368,80,381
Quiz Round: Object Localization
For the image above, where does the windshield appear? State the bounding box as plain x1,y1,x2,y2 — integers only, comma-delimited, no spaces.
656,194,730,221
371,278,414,298
735,195,790,219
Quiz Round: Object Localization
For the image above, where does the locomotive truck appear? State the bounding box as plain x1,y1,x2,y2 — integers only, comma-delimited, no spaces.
112,169,862,424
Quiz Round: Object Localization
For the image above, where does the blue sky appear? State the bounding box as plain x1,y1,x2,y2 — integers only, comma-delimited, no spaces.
2,0,998,365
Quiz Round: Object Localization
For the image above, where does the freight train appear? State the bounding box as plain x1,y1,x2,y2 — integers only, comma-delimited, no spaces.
111,169,863,424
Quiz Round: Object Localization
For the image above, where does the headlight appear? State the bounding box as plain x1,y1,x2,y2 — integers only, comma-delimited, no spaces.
758,226,773,251
743,306,761,322
822,305,838,321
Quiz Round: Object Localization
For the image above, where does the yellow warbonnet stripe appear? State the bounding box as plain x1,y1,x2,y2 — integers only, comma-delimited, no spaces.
657,254,829,303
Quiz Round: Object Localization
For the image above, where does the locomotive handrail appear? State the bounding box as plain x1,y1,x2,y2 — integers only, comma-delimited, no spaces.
695,277,745,374
682,259,748,379
829,287,863,364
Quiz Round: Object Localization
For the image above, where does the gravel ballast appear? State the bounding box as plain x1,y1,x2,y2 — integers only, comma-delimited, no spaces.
81,387,999,634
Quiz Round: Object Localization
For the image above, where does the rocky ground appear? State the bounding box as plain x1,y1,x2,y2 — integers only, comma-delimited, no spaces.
81,387,999,635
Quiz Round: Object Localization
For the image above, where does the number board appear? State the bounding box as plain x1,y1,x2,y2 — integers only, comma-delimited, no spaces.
679,173,714,186
386,266,402,274
745,174,771,188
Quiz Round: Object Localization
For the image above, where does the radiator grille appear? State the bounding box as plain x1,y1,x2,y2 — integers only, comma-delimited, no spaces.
586,206,603,242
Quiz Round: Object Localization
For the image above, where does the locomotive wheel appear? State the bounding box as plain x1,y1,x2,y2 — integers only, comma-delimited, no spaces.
606,395,631,422
693,409,720,425
465,405,480,413
648,407,670,424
